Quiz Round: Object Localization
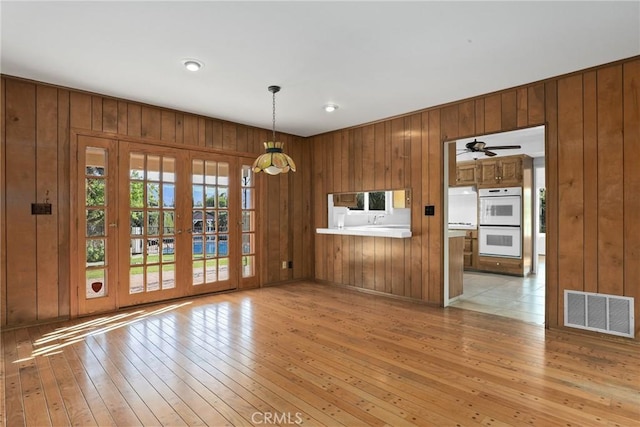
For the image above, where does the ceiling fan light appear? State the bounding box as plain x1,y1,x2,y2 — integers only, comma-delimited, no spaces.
324,104,339,112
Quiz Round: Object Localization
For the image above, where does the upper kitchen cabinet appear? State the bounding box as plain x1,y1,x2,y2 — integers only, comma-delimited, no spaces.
453,161,478,187
477,155,532,187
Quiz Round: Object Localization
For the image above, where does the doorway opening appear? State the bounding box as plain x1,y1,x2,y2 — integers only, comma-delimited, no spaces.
443,126,546,325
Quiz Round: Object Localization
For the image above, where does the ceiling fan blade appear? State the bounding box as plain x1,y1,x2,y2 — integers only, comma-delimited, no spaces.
484,145,521,150
484,150,497,157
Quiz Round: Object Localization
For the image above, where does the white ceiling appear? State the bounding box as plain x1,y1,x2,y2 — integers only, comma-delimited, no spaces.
1,1,638,137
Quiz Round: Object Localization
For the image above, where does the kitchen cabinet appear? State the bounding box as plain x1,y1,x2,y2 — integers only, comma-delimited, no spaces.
453,161,478,187
463,230,478,270
449,233,465,298
477,155,531,187
477,255,524,276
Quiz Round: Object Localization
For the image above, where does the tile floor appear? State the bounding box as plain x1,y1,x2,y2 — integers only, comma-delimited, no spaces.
449,256,546,325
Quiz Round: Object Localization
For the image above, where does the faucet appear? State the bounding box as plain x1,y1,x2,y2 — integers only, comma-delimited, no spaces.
373,214,385,225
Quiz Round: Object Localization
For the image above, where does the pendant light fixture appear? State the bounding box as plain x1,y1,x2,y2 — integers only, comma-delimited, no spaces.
252,85,296,175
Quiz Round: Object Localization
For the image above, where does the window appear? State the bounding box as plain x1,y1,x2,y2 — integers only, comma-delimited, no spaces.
349,191,387,213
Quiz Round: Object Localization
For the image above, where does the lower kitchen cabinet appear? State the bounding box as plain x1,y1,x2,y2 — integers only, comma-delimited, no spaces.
463,230,478,270
477,255,526,276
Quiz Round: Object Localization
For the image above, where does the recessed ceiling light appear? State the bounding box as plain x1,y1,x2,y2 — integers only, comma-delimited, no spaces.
182,59,203,71
324,104,339,112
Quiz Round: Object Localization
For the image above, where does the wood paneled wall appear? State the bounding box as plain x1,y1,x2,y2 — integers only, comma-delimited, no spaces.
0,77,312,326
310,56,640,338
2,56,638,341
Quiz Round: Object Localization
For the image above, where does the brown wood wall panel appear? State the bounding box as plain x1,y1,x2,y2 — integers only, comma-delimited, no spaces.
484,94,502,133
544,80,559,328
516,88,528,127
5,80,38,323
91,96,103,131
117,101,128,134
556,75,584,292
582,71,598,294
57,89,71,317
623,60,640,338
528,84,545,125
501,91,517,130
141,106,161,140
127,104,141,137
70,92,91,130
1,77,6,326
426,109,442,303
161,111,176,142
409,113,423,300
36,85,60,320
102,98,118,133
458,101,475,138
596,66,624,296
474,99,485,135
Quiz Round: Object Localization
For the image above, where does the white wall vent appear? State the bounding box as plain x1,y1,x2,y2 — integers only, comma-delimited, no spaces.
564,290,634,338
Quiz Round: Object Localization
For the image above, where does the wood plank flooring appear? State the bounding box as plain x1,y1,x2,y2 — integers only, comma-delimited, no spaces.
2,282,639,426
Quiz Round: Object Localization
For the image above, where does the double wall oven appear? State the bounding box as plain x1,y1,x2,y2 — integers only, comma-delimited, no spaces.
478,187,522,258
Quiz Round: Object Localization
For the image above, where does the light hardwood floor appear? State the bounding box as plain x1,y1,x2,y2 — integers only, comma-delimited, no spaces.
2,282,639,426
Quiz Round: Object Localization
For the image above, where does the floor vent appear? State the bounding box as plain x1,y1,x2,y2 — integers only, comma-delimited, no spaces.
565,290,634,338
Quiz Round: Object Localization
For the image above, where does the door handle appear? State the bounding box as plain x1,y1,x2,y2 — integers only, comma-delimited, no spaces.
109,223,117,228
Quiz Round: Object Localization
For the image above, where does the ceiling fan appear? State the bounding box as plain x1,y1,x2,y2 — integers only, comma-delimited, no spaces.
458,139,521,157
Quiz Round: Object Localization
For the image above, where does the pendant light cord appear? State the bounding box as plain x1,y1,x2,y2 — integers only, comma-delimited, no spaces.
272,89,276,142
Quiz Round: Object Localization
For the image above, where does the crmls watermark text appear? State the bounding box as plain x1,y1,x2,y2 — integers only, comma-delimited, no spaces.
251,411,303,425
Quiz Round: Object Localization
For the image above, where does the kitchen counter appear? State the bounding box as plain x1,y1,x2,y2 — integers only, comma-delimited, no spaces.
316,225,411,239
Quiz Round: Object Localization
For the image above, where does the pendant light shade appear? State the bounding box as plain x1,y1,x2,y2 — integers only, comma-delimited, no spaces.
252,85,296,175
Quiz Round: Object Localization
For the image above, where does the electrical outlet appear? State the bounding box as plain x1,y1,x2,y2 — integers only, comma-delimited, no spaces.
282,261,287,269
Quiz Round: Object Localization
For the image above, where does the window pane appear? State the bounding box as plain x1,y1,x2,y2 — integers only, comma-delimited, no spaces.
129,266,143,294
219,234,229,256
86,209,105,237
218,211,228,233
241,165,252,187
86,269,106,299
147,265,160,291
147,211,160,235
130,153,145,180
241,188,253,209
147,238,159,258
242,234,254,255
193,236,204,259
205,236,216,258
205,186,216,208
130,211,144,235
163,184,175,208
130,181,144,208
217,163,229,186
130,239,143,264
163,211,175,234
218,187,228,208
242,256,255,278
86,239,105,267
369,192,386,211
162,238,175,262
205,212,216,233
147,183,160,208
206,259,217,282
147,155,160,181
192,160,204,184
192,185,204,207
192,211,204,233
205,161,217,185
86,147,106,176
241,211,254,232
193,260,204,285
86,179,105,206
162,264,175,289
218,258,229,280
163,157,175,182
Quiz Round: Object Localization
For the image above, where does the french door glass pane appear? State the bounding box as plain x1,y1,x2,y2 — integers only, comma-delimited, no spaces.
128,152,177,294
192,159,231,286
241,165,256,278
84,146,111,299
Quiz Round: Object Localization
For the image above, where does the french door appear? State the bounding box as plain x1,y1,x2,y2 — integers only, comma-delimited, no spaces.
74,136,256,315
